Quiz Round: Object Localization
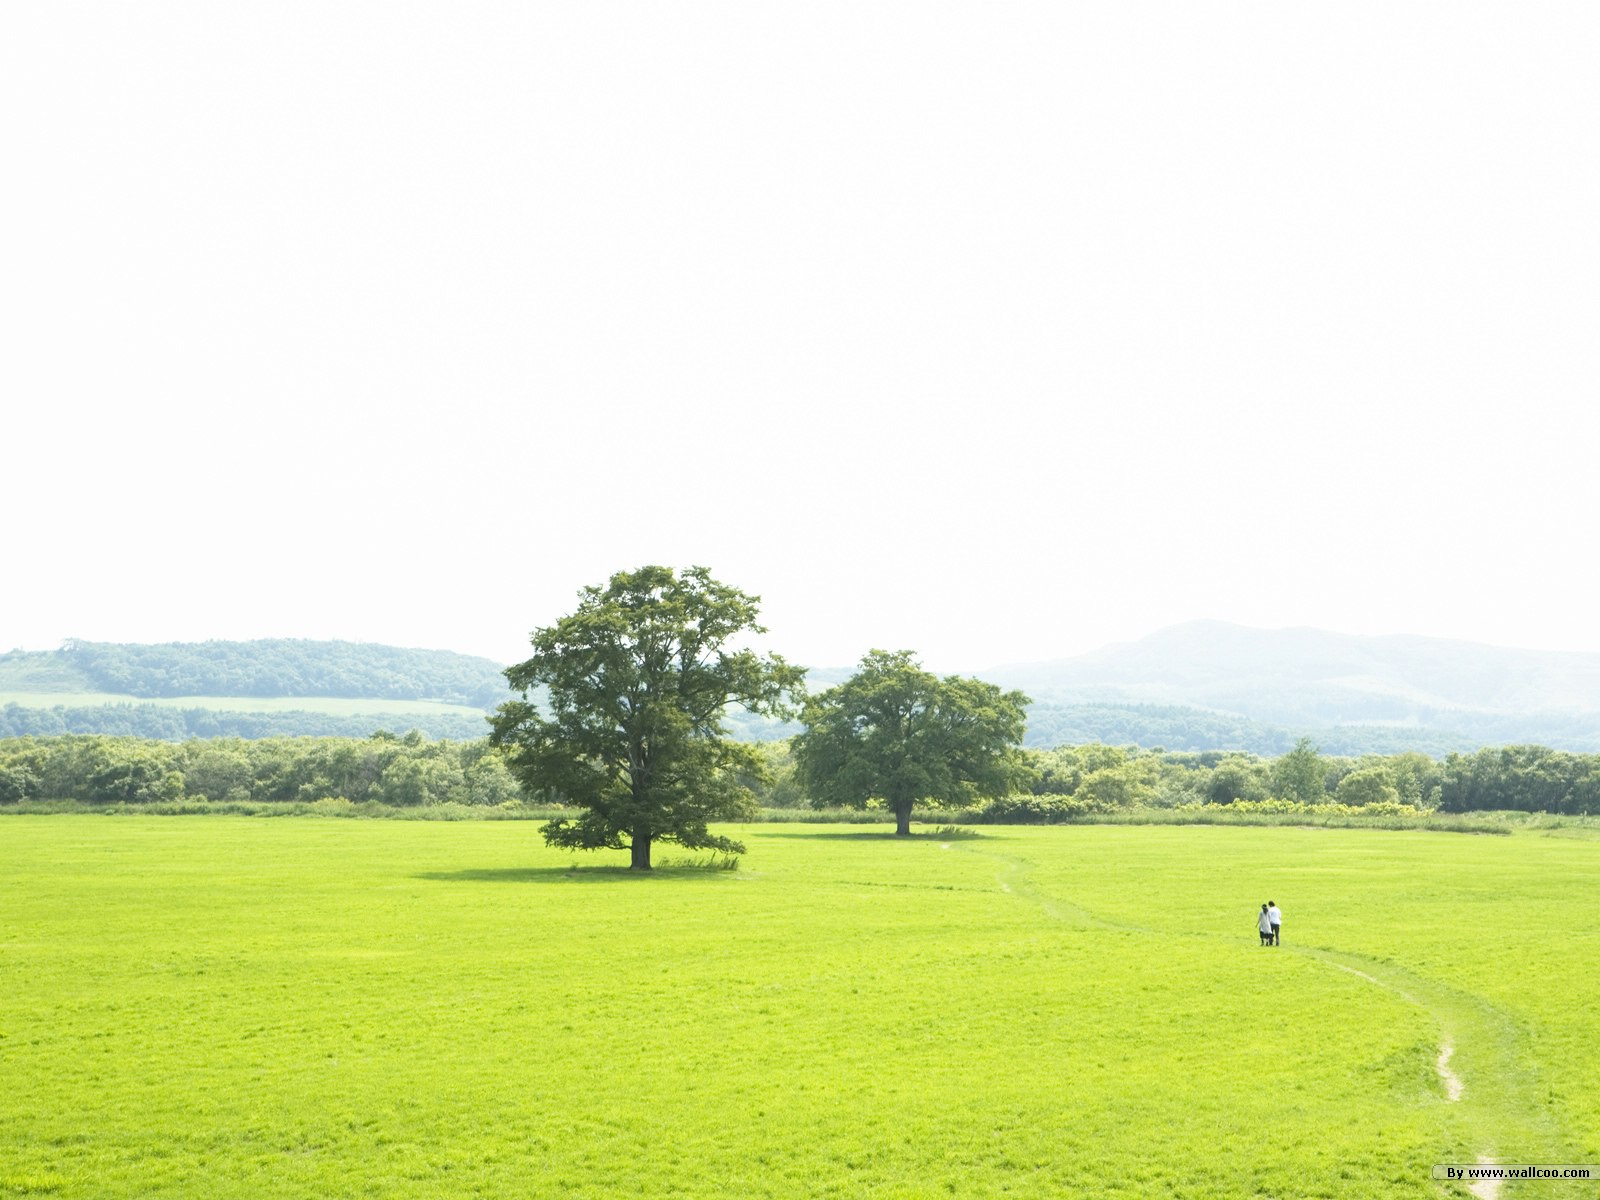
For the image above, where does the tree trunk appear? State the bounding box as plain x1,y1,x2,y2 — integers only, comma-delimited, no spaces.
895,803,912,837
631,832,653,870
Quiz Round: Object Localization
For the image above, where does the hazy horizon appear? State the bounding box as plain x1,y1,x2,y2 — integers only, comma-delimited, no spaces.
10,616,1600,677
5,4,1596,673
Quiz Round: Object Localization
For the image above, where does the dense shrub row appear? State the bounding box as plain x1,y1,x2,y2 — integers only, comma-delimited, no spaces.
1014,743,1600,816
747,738,1600,817
7,732,1600,818
0,701,492,741
0,733,522,807
1173,797,1423,818
1436,745,1600,814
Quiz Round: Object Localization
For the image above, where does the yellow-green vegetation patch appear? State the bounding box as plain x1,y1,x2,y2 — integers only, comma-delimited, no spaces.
0,820,1594,1198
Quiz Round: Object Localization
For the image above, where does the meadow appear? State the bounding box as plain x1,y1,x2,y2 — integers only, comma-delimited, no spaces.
1,819,1596,1198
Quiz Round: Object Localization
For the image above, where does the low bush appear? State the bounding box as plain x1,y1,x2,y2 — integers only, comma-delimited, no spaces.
1178,797,1426,818
964,792,1113,823
742,808,891,824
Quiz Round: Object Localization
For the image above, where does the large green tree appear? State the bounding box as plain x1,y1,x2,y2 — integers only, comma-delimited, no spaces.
490,566,803,869
793,650,1032,835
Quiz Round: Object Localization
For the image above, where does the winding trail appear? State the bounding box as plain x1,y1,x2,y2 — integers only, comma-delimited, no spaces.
1433,1057,1503,1199
1466,1159,1503,1200
1437,1041,1465,1103
956,841,1582,1198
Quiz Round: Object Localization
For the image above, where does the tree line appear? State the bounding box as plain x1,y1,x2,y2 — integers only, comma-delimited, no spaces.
0,733,520,808
6,731,1599,819
752,738,1600,816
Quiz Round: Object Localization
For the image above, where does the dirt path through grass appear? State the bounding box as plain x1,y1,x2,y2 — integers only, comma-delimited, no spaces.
959,839,1584,1199
1437,1040,1465,1102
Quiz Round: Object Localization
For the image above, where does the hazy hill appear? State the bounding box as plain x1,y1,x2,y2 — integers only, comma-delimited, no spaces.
985,622,1600,753
35,639,511,706
9,627,1600,754
0,640,512,740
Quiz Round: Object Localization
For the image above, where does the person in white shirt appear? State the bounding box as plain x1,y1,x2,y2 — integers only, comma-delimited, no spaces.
1268,902,1282,945
1257,903,1274,945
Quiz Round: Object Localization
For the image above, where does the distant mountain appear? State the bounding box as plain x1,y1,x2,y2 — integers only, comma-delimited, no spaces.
0,639,512,741
9,627,1600,754
2,639,510,706
983,622,1600,753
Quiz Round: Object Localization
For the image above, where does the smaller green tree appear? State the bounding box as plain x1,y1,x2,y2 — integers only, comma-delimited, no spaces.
793,650,1032,835
1385,751,1441,808
1075,759,1156,809
1204,754,1269,805
372,755,464,807
1334,766,1401,808
464,754,522,806
1271,737,1326,804
77,741,183,805
0,762,40,804
177,743,254,802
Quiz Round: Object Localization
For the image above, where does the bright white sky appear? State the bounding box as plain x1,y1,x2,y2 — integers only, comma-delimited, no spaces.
3,3,1597,671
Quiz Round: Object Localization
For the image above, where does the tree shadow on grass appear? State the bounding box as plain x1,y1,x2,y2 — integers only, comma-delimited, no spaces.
415,866,726,885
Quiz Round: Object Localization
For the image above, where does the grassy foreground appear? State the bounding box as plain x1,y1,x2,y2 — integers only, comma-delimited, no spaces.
1,820,1596,1198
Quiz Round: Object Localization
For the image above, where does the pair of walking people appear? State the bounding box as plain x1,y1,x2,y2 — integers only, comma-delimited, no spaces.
1257,901,1282,946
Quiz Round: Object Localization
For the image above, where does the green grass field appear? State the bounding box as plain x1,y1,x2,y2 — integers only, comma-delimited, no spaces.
1,820,1596,1198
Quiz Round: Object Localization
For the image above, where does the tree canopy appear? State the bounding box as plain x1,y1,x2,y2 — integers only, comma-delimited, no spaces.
1269,736,1327,804
792,649,1032,835
489,566,803,869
